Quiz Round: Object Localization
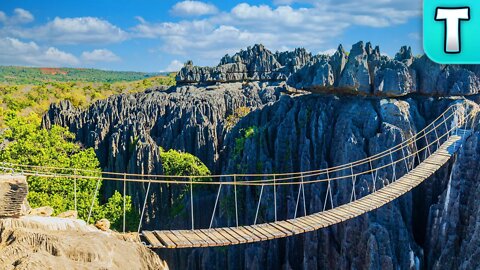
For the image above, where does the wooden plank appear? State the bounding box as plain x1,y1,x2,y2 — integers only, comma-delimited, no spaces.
170,230,199,248
143,231,164,248
353,199,378,211
163,231,191,248
245,225,273,240
230,227,256,243
216,228,241,245
253,225,278,240
336,205,362,217
210,229,234,246
236,226,260,242
275,220,304,234
221,227,249,244
287,218,315,232
197,230,221,246
192,230,216,247
269,222,294,236
314,212,339,225
284,220,308,234
184,230,209,247
301,214,331,228
257,224,287,239
326,209,349,222
241,226,266,241
153,231,177,248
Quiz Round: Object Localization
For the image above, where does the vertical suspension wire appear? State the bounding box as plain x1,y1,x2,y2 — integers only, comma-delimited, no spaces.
123,173,126,233
301,172,306,216
234,174,238,227
401,146,409,173
414,138,422,164
209,184,222,229
424,129,431,159
273,175,277,222
433,122,440,150
190,176,194,230
389,150,397,183
294,180,302,218
254,184,265,225
73,169,77,213
323,168,333,211
87,178,101,224
350,164,356,202
138,179,151,233
442,114,449,141
369,159,377,193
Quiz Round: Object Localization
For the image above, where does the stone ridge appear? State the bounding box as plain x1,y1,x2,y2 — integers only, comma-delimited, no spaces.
176,41,480,97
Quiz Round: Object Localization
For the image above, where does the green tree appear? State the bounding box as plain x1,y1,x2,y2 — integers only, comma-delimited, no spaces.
0,112,134,231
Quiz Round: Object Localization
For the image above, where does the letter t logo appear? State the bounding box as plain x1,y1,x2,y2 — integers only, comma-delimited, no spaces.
435,7,470,53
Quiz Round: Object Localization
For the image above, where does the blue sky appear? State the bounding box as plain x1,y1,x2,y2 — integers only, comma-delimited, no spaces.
0,0,423,72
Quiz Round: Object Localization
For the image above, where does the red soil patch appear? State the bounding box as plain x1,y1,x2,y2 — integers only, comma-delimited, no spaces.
40,68,68,75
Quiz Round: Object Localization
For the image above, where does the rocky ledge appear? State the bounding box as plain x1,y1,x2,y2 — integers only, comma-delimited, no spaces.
0,175,168,270
177,42,480,97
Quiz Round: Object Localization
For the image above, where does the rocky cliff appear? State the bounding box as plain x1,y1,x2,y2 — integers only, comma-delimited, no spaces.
177,42,480,97
0,216,168,270
42,42,480,270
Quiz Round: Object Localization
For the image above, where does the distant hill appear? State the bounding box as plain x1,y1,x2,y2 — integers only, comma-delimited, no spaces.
0,66,167,85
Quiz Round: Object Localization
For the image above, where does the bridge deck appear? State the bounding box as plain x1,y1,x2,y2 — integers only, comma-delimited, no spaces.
143,131,469,248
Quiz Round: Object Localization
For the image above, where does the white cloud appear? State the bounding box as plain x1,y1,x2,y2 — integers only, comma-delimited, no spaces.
13,8,34,24
162,60,184,72
132,1,420,65
13,17,127,44
409,32,421,41
0,8,34,25
82,49,120,62
171,1,218,17
0,37,79,66
319,48,337,56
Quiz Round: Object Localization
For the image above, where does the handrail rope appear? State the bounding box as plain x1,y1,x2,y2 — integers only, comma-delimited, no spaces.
4,115,467,187
1,106,463,185
1,103,468,180
4,107,463,184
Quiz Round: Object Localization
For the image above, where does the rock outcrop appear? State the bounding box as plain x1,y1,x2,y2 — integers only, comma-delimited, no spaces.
176,42,480,97
41,42,480,269
43,80,480,269
0,216,168,270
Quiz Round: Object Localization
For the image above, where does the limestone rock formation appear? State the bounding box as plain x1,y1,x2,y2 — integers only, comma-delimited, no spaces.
175,41,480,97
57,210,78,219
0,216,168,270
42,42,480,269
0,175,28,217
29,206,54,217
95,218,111,231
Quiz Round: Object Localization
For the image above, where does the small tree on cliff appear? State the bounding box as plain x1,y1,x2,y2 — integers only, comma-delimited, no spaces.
0,112,134,231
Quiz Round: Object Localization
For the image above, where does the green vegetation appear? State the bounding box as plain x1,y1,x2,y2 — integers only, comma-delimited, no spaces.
0,66,169,85
0,66,205,231
234,126,258,156
225,107,251,130
0,74,176,127
161,149,211,178
160,149,211,218
0,112,135,231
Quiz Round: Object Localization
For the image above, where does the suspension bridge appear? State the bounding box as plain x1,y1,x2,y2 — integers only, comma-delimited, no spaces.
0,101,478,249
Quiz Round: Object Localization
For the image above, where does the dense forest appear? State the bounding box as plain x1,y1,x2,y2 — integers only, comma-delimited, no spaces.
0,67,191,231
0,66,169,85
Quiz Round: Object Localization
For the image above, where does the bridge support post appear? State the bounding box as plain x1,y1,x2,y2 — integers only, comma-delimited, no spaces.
234,175,238,227
190,176,194,230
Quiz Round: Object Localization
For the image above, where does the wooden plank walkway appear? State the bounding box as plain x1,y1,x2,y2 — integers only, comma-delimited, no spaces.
143,131,470,249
